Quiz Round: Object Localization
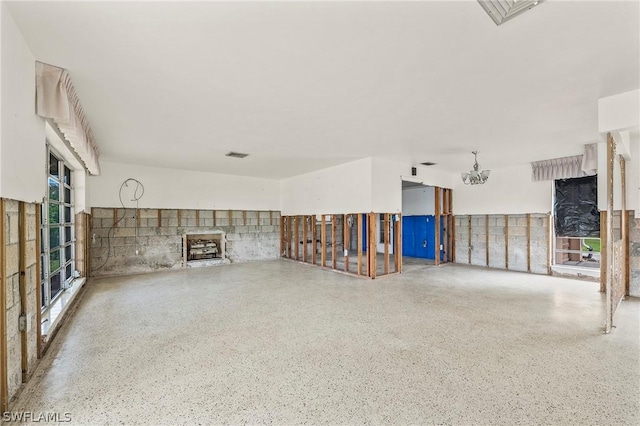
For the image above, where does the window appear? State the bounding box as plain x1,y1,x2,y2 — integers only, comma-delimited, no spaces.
41,149,75,310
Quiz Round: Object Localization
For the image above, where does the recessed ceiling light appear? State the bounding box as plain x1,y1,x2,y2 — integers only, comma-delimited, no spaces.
478,0,544,26
225,152,249,159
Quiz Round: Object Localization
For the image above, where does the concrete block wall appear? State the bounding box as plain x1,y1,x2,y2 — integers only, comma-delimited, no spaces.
628,215,640,297
3,200,39,403
454,213,550,275
89,208,281,277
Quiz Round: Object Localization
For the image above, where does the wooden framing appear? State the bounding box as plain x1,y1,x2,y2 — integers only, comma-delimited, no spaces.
485,215,489,267
213,210,216,227
195,210,200,227
394,214,402,273
434,187,441,266
600,210,607,293
368,213,377,278
467,216,472,264
302,215,308,263
383,213,390,275
505,214,510,270
35,206,42,358
621,157,629,296
158,209,162,226
312,217,317,265
177,209,182,227
228,210,233,226
113,208,119,228
605,133,614,333
357,214,363,276
344,214,350,272
280,216,285,257
321,215,326,267
19,203,28,382
243,211,247,226
331,215,337,269
269,211,273,226
526,213,531,273
294,216,300,260
1,199,7,413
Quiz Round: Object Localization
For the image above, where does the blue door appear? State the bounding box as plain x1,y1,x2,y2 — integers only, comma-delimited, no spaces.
402,215,436,259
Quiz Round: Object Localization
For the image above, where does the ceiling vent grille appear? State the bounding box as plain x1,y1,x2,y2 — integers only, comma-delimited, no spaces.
225,152,249,159
420,162,437,166
477,0,543,26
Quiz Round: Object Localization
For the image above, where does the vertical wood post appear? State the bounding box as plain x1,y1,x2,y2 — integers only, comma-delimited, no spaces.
605,133,615,333
302,215,308,263
621,157,629,295
485,214,490,267
331,215,337,269
505,214,509,270
19,203,28,381
312,216,317,265
467,215,472,264
526,213,531,273
321,216,326,267
384,213,390,275
394,214,402,273
294,216,300,260
280,216,285,257
0,199,8,412
600,210,607,293
35,206,42,358
368,213,377,278
344,214,350,272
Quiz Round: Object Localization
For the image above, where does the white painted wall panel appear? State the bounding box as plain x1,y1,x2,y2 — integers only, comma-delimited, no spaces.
1,4,46,202
454,163,552,215
88,161,281,210
402,186,435,216
280,158,372,215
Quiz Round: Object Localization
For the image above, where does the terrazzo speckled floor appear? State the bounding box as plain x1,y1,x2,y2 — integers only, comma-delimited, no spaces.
10,260,640,425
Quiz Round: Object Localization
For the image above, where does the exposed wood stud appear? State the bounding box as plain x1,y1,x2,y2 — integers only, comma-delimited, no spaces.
158,209,162,227
270,211,274,226
19,203,28,382
195,210,200,227
395,214,402,273
467,215,472,264
369,213,377,278
605,133,615,333
228,210,233,225
136,209,141,228
213,210,217,227
113,208,118,228
434,187,441,266
178,210,182,227
451,214,456,263
294,216,300,260
243,211,247,226
312,216,317,265
321,215,327,267
344,214,350,272
35,206,43,359
357,214,363,276
485,214,490,267
332,215,337,269
526,214,532,273
280,216,285,257
621,157,629,296
303,216,308,263
0,199,8,412
505,214,509,270
384,213,390,275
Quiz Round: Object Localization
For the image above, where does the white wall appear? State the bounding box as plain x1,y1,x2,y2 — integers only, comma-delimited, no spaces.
1,4,46,202
88,160,281,210
454,163,552,215
280,158,373,215
598,89,640,133
371,157,456,214
402,186,435,216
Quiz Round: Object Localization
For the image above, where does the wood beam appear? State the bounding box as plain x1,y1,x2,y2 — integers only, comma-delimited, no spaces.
280,216,285,257
394,214,402,273
0,199,8,412
35,206,42,358
332,215,337,269
600,210,607,293
212,210,216,227
19,203,28,382
294,216,300,260
303,215,308,263
384,213,390,275
312,216,317,265
605,133,615,333
505,214,509,270
527,213,531,273
485,214,490,267
368,213,377,278
195,210,200,227
158,209,162,227
243,211,247,226
621,157,629,295
321,215,326,267
468,215,472,264
344,215,350,272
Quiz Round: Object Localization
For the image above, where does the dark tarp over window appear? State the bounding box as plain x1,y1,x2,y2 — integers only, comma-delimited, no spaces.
554,175,599,237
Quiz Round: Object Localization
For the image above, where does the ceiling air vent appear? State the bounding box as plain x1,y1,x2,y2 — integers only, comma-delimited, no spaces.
225,152,249,159
420,162,437,166
477,0,543,26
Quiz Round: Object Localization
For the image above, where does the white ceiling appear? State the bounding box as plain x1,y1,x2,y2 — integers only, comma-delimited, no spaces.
6,0,639,179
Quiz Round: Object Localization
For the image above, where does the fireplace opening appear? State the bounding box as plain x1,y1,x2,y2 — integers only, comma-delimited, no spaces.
183,231,226,267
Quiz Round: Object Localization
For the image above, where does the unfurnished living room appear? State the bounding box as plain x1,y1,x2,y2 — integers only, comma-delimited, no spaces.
0,0,639,425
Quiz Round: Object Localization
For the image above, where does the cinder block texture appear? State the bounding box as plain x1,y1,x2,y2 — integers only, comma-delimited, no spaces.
454,213,550,275
629,215,640,297
90,208,281,277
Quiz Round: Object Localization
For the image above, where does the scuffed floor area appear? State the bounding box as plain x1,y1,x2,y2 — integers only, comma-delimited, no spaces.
10,260,640,425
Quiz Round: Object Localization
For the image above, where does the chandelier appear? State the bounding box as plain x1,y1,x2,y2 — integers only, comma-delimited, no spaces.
461,151,490,185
